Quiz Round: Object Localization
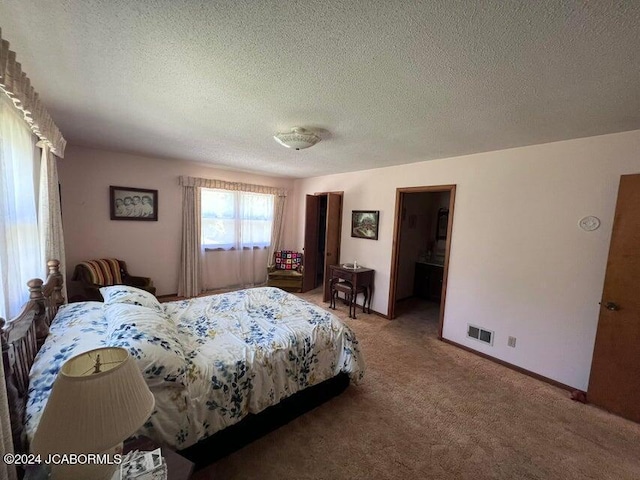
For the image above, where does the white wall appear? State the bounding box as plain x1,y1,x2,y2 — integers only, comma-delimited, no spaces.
59,146,295,296
292,130,640,390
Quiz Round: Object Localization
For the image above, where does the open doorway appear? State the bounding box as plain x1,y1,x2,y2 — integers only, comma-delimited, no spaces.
302,192,343,301
388,185,456,338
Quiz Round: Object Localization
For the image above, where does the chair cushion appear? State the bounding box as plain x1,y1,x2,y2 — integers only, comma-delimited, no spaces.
333,281,365,294
274,251,302,270
268,270,303,278
79,259,123,286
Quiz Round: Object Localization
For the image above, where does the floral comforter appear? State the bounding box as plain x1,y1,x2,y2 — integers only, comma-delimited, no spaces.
26,287,364,449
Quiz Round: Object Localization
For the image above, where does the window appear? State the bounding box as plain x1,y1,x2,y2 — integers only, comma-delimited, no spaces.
0,94,41,318
201,188,274,250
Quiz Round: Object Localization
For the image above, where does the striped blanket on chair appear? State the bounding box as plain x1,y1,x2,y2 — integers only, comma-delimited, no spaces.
78,259,123,286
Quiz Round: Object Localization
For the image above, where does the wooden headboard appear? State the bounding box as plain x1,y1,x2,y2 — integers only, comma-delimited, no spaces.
0,259,65,454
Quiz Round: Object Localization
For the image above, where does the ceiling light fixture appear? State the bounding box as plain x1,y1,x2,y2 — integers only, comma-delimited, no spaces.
274,127,321,150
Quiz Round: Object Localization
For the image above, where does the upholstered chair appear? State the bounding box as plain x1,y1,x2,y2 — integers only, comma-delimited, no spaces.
267,251,304,293
72,258,156,301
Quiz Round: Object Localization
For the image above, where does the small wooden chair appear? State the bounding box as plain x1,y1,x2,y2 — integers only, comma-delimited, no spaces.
330,279,367,319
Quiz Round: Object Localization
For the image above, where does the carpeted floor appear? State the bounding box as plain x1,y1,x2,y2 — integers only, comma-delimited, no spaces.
192,290,640,480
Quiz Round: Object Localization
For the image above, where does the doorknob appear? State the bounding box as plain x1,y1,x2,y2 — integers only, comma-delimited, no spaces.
604,301,620,311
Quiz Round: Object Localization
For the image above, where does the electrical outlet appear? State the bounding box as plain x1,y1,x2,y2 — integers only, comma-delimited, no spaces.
508,336,517,348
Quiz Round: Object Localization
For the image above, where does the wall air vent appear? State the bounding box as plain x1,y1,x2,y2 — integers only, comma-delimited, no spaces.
467,324,494,346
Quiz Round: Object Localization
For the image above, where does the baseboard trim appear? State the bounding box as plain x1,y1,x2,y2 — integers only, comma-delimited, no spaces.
440,338,574,392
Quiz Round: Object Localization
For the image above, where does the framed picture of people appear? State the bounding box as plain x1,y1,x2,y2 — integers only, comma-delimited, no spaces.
110,186,158,221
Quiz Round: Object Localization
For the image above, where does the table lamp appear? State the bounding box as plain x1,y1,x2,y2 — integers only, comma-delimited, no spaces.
31,347,155,480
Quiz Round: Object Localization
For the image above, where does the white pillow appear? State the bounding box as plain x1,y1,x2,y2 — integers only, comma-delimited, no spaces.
99,285,162,313
105,303,187,387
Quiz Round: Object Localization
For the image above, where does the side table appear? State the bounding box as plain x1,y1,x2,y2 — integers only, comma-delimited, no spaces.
328,264,374,318
124,436,194,480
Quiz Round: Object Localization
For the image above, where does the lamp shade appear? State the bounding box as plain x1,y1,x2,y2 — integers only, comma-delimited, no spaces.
273,127,321,150
31,347,155,455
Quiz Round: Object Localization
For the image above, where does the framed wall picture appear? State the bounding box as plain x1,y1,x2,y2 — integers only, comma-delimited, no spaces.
110,186,158,221
351,210,379,240
436,208,449,240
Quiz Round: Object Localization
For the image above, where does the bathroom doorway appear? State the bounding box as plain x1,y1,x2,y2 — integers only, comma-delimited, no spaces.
388,185,456,338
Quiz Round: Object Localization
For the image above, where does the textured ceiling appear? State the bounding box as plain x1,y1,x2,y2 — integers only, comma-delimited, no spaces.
1,1,639,178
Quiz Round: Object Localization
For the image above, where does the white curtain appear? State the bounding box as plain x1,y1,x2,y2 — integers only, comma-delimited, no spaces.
202,248,270,291
38,143,67,300
201,189,273,290
178,185,202,297
0,94,41,319
267,192,287,267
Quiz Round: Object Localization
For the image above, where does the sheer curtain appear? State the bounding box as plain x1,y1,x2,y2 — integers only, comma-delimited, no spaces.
201,188,273,290
38,142,67,300
267,192,287,267
0,94,41,319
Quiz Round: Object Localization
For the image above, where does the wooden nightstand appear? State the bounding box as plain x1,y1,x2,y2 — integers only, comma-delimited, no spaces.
124,436,194,480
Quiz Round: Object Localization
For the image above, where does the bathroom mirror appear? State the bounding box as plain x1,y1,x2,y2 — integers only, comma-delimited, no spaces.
436,208,449,240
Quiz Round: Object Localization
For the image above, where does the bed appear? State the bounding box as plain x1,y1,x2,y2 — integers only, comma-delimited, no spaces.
1,261,365,462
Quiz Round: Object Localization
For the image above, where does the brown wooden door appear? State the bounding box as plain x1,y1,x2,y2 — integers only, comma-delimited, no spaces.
302,195,320,292
588,174,640,422
322,193,343,301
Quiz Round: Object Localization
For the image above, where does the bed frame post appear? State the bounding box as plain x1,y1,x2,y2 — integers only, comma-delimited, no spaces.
26,279,48,349
38,260,64,348
47,259,64,306
0,262,64,456
1,317,28,454
1,280,44,454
